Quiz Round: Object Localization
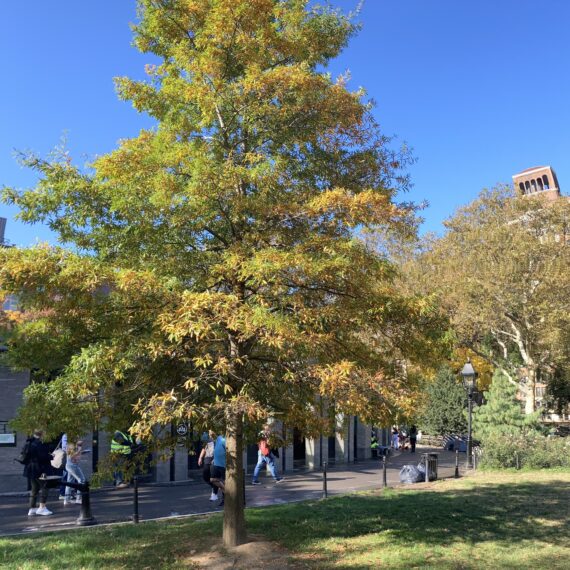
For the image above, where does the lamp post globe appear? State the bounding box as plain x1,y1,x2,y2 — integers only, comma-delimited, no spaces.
460,359,478,469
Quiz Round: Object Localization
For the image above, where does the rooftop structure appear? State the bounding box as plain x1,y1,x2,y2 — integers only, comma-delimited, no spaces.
512,166,561,202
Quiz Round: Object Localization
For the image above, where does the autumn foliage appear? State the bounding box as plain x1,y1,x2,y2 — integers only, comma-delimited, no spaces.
1,0,445,545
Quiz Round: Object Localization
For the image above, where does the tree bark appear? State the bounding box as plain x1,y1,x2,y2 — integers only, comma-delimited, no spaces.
223,411,247,547
525,366,537,415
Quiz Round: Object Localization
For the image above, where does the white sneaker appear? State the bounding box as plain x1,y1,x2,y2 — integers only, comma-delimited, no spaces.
36,507,53,516
58,495,66,501
28,508,38,516
209,492,218,501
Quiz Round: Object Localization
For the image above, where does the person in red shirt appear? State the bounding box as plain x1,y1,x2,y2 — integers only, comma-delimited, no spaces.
251,424,283,485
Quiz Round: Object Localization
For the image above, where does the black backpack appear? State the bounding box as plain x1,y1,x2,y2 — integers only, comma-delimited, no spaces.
15,438,32,465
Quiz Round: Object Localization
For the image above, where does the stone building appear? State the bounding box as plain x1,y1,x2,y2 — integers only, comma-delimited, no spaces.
0,217,31,492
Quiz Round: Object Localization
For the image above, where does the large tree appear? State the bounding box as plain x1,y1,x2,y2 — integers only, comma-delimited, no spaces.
415,186,570,414
1,1,444,546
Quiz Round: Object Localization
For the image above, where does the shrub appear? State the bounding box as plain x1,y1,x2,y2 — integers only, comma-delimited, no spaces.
480,433,570,469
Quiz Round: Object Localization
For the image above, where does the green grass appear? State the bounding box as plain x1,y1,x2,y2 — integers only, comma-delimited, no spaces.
1,470,569,569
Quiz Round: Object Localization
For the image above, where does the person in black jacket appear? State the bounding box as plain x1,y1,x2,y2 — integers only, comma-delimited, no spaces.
24,429,53,516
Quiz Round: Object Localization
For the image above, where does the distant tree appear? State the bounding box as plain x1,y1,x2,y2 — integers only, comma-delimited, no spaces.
414,186,570,414
473,370,540,442
420,367,467,436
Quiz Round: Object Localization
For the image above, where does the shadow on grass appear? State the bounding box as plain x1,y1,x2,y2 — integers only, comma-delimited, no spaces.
246,478,570,554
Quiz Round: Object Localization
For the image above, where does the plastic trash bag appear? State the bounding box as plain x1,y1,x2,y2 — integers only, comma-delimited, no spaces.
399,464,423,484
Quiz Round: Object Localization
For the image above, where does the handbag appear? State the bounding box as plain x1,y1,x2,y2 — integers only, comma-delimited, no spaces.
51,439,66,469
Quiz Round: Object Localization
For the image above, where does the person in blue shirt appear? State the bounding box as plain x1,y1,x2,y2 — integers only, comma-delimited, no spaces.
210,434,226,507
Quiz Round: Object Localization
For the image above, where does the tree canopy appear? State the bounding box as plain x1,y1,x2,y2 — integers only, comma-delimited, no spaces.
411,186,570,414
1,0,445,546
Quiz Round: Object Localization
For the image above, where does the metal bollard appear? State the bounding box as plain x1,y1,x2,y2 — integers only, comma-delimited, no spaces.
322,461,328,499
76,482,96,526
455,449,460,478
382,454,387,488
243,468,246,507
425,456,429,483
133,476,139,523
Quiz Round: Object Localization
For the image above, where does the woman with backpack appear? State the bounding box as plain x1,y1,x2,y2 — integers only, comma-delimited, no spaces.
23,429,53,516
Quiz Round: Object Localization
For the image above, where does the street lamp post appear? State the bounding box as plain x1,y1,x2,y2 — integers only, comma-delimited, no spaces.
460,359,478,469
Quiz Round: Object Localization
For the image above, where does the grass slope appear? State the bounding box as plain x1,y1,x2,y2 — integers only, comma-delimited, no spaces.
1,470,569,569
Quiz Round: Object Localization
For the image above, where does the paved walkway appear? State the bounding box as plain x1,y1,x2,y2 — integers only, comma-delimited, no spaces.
0,447,462,536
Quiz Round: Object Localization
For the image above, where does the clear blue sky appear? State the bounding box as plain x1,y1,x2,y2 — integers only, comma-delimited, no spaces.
1,1,569,246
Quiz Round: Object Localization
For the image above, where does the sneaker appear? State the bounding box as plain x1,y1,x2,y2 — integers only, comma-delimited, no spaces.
36,507,53,516
116,482,129,489
209,492,218,501
58,495,66,501
251,481,261,485
27,508,38,516
274,478,284,483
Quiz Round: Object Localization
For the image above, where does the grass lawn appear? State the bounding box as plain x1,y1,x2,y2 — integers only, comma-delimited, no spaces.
1,469,569,569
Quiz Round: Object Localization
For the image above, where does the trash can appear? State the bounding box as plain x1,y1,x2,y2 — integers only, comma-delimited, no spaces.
419,453,438,482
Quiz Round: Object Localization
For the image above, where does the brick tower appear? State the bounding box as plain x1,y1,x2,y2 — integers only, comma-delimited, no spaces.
512,166,561,202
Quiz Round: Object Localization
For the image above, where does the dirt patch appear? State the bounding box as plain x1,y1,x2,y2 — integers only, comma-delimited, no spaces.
184,535,302,569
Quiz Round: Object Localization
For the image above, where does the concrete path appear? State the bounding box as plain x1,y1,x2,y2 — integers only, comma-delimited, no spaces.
0,447,463,536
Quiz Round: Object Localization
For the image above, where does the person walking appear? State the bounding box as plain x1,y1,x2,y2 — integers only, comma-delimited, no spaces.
391,426,399,450
399,428,408,451
197,430,218,502
210,433,226,507
111,430,136,488
251,424,283,485
409,425,418,453
24,429,53,516
64,440,86,505
57,433,69,501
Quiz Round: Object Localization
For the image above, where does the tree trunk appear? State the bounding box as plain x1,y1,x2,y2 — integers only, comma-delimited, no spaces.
223,411,247,547
525,366,537,415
